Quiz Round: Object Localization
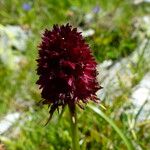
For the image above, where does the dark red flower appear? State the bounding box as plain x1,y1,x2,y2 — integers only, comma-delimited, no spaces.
36,24,100,117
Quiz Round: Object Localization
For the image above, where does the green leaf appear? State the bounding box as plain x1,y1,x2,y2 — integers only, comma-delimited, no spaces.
88,104,134,150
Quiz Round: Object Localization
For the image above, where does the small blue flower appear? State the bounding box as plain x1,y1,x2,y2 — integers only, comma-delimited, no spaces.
22,3,31,11
92,6,100,14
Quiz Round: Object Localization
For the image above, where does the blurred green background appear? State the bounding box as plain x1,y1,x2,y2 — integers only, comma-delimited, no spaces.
0,0,150,150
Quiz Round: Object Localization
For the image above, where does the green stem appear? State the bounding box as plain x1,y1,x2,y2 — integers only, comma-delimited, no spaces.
69,106,80,150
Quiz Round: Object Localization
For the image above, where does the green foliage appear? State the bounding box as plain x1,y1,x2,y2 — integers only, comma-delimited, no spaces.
0,0,150,150
0,0,140,62
90,26,137,61
5,108,72,150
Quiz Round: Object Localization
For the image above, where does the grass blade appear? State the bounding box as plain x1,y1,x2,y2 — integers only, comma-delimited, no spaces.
88,104,134,150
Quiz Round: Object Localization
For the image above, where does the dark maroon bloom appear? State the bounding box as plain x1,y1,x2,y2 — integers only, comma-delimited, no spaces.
36,24,100,117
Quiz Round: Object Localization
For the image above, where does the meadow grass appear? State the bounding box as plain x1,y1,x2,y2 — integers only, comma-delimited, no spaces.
0,0,150,149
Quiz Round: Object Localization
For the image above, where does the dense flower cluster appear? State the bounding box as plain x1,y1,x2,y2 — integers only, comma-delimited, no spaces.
36,24,100,117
